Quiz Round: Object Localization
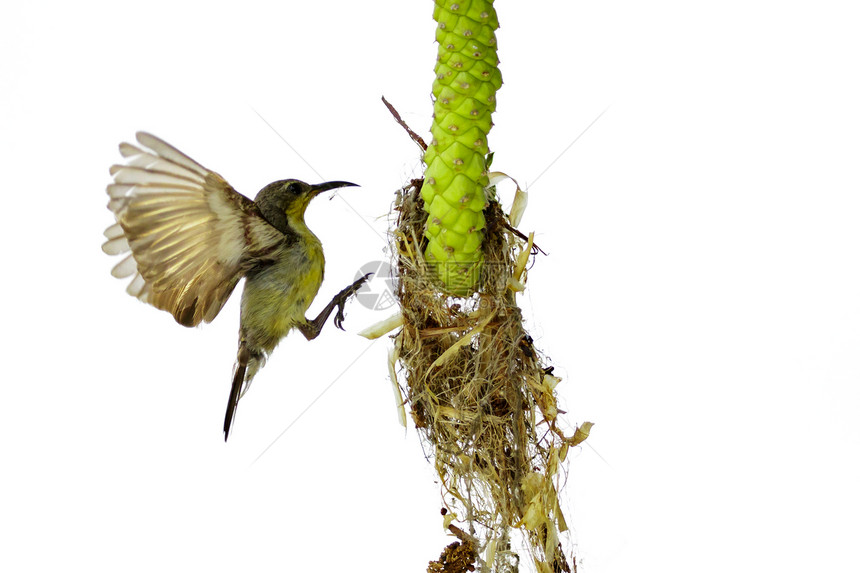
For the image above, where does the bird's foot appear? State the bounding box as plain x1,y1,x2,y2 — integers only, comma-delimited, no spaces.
333,272,373,330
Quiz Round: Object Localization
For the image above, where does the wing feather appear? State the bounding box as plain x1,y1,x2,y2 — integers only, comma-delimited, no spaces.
111,165,203,187
102,236,129,256
102,132,257,327
104,222,125,239
111,254,138,278
126,274,147,297
136,131,211,178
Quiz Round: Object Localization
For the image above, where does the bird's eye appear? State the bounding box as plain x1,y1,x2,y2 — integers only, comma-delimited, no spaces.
287,182,302,195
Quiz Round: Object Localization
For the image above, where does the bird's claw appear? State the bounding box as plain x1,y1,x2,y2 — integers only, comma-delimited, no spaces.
334,307,346,330
333,272,373,330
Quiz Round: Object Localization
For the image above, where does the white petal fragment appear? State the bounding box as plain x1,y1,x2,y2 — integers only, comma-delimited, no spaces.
387,345,407,428
486,171,528,226
358,312,404,339
509,187,528,227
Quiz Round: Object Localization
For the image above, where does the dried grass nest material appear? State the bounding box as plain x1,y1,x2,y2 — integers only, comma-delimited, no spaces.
390,179,592,573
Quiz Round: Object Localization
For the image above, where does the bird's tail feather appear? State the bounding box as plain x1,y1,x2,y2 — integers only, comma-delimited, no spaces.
223,361,246,441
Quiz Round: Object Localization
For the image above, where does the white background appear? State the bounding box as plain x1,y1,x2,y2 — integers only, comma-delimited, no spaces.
2,1,859,572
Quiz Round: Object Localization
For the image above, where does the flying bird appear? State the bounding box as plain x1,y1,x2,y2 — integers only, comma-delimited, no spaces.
102,132,369,439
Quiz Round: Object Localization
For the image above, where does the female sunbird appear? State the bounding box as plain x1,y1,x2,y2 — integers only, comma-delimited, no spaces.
102,132,369,440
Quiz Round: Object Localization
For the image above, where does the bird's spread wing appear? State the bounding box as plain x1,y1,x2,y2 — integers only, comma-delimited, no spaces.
102,131,254,327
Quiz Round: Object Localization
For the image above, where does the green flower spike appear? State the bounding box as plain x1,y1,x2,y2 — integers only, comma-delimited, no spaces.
423,0,502,295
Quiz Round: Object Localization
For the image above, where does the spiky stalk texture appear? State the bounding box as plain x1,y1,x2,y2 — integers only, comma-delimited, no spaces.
422,0,502,295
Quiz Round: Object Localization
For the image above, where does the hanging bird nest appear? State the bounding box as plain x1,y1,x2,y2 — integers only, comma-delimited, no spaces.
387,178,592,573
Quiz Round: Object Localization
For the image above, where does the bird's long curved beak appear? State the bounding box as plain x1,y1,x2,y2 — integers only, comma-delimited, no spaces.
310,181,359,196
